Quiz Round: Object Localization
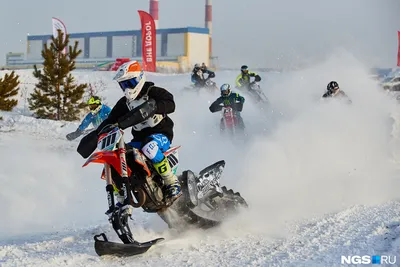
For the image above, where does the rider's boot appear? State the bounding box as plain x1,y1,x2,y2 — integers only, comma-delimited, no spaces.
153,157,182,203
105,185,132,217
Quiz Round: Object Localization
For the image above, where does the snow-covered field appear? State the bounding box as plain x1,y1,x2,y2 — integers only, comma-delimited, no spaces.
1,53,400,266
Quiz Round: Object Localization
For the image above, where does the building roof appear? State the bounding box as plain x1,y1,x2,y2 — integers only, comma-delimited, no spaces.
28,26,209,40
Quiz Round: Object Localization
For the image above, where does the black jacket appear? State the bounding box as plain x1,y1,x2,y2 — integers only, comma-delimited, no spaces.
209,92,245,113
96,81,175,142
191,69,215,85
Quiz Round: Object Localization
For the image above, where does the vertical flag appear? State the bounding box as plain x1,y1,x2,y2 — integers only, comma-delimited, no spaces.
138,10,157,72
52,17,68,54
397,31,400,67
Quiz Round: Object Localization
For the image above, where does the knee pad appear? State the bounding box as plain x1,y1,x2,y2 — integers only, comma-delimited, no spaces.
140,134,171,164
148,134,171,152
141,140,165,163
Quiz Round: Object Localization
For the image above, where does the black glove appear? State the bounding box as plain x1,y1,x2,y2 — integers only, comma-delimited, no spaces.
209,103,223,113
118,99,157,129
208,72,215,78
66,129,82,141
254,75,261,82
234,102,243,112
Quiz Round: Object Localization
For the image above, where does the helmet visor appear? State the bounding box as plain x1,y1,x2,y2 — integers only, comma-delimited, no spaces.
118,77,140,91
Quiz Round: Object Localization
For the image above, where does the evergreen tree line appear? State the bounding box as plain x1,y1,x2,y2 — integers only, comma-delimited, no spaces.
0,30,88,121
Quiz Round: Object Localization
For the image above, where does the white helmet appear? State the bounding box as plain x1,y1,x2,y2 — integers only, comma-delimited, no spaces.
113,60,146,101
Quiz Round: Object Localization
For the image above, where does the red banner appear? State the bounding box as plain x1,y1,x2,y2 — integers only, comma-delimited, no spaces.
398,31,400,67
138,10,157,72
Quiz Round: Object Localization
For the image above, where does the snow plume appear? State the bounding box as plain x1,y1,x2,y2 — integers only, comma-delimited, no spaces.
226,51,400,235
0,132,107,240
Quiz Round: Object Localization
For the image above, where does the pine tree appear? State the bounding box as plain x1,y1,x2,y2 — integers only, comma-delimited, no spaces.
0,71,20,112
28,29,87,120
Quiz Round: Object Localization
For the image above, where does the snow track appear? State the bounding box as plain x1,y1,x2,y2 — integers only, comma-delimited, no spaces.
1,54,400,266
1,203,400,266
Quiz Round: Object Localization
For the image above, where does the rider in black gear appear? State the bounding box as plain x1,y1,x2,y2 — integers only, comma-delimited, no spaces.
209,83,246,131
191,63,216,88
77,60,181,213
322,81,352,103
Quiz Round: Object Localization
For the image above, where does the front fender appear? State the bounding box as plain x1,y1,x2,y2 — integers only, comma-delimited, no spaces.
83,151,132,177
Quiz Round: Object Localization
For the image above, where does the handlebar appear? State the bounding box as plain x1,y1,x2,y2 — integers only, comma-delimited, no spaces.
220,101,243,112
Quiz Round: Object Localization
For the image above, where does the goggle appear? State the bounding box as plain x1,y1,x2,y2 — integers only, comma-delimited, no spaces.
118,77,140,91
242,69,248,73
89,104,99,111
222,89,230,96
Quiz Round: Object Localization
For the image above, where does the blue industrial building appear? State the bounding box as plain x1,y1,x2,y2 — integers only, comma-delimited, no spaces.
21,27,210,71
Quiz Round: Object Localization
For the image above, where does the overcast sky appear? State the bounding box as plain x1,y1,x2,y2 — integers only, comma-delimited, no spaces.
0,0,399,68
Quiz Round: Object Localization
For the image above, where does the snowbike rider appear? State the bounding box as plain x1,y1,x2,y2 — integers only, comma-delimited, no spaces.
209,83,246,130
191,63,216,88
322,81,352,104
66,96,111,141
77,60,181,217
235,65,261,90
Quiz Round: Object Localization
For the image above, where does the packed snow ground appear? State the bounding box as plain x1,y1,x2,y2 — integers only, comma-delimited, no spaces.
1,52,400,266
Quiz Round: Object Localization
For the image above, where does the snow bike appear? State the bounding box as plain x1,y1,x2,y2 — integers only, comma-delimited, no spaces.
247,82,269,105
220,105,245,137
183,78,219,93
204,78,219,92
79,103,248,257
236,82,269,105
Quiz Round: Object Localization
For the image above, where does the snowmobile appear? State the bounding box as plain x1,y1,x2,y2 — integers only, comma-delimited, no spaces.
77,101,248,257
